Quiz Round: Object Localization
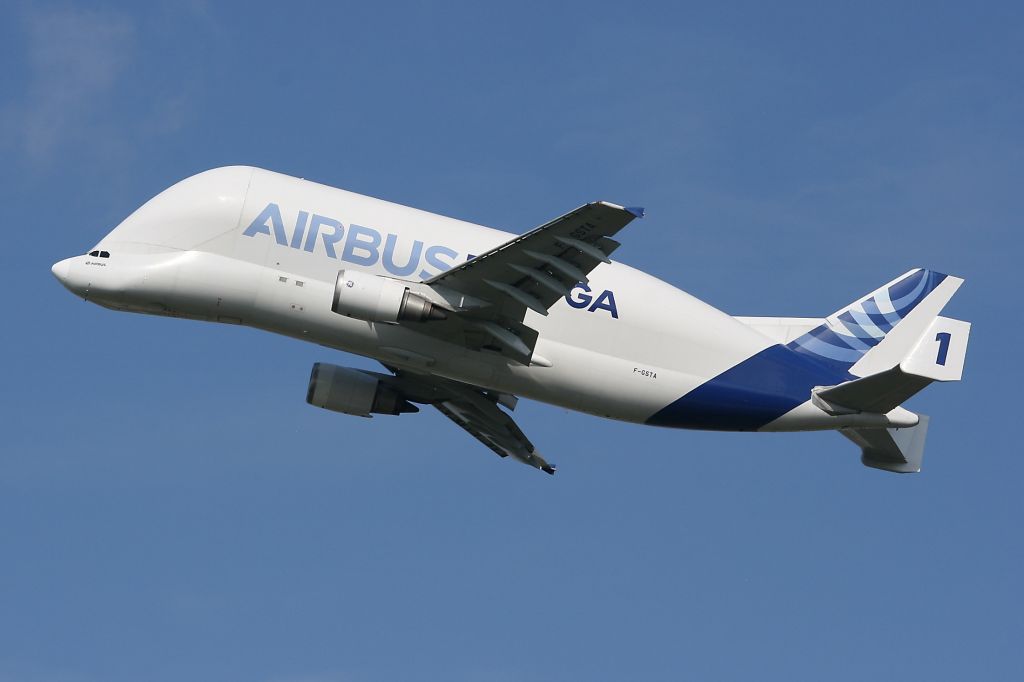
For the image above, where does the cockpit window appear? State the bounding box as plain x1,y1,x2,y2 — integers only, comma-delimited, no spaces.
99,251,110,258
89,250,99,257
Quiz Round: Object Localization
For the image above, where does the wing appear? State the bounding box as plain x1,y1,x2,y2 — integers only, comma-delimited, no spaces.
421,201,643,363
435,397,555,475
382,366,555,475
427,201,642,315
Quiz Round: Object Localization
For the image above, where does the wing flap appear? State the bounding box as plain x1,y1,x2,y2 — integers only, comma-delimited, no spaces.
435,398,556,474
410,202,640,365
384,365,556,474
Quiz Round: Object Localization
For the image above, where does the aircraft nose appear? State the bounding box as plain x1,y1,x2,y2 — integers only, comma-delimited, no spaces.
51,258,72,284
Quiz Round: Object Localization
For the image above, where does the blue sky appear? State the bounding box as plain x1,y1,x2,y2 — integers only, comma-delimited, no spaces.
1,2,1021,680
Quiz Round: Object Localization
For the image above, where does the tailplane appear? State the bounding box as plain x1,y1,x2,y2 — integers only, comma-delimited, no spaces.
789,268,970,473
841,415,930,473
811,314,970,416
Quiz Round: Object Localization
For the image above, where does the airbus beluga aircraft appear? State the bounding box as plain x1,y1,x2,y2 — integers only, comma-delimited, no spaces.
52,167,970,475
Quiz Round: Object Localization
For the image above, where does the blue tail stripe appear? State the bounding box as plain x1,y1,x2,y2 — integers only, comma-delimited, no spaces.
791,335,865,362
887,270,930,309
857,301,898,330
649,269,949,431
838,310,887,340
647,345,850,430
786,269,947,369
834,329,874,352
807,324,875,352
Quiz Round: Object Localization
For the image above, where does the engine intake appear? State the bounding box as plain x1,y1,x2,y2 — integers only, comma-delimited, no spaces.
331,270,447,323
306,363,418,417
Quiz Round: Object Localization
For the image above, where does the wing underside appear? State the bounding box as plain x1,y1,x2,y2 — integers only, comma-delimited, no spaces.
435,397,555,474
379,366,555,474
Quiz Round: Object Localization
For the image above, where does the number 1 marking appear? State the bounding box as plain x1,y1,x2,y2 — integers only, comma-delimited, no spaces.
935,331,952,366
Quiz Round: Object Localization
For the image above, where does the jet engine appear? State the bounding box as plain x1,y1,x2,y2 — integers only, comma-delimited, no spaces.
306,363,419,417
331,270,447,323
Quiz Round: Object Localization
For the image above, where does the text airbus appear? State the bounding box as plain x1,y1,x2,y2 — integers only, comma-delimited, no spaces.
243,202,619,316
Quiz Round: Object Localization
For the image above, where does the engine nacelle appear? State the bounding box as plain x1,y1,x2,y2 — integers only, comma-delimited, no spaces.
331,270,447,323
306,363,418,417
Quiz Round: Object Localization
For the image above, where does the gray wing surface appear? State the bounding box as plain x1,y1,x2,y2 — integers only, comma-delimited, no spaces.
426,201,641,317
420,202,642,364
381,366,555,474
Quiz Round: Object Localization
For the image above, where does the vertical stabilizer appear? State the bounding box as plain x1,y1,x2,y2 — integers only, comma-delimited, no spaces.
786,269,960,376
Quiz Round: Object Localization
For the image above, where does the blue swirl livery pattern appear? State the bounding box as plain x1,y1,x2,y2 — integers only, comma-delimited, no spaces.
786,268,948,369
647,268,949,431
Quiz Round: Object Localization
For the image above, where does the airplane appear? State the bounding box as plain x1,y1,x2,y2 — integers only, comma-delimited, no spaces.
51,166,970,475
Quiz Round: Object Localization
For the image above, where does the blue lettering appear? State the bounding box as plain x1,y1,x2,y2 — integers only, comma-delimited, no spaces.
302,214,322,252
420,245,459,279
566,283,592,309
589,289,618,318
383,233,424,277
935,331,952,366
290,210,309,249
243,201,470,281
343,225,382,266
310,215,344,258
566,284,618,317
243,203,288,246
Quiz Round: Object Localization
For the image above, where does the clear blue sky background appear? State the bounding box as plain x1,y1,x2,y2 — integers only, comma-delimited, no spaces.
1,2,1020,680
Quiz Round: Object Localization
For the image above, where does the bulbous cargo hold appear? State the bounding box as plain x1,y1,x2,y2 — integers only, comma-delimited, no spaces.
50,165,971,475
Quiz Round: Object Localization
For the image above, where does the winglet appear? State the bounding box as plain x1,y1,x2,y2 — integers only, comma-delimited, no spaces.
625,206,645,218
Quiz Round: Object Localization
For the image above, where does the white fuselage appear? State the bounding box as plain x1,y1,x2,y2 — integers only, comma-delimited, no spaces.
51,166,900,433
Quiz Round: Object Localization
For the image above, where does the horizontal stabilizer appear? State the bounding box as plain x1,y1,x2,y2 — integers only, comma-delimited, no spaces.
840,415,930,473
813,365,932,415
812,315,970,415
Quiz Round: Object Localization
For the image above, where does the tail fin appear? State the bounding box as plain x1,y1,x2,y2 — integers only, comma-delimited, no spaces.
794,269,971,474
786,268,962,376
